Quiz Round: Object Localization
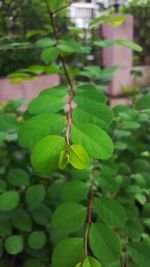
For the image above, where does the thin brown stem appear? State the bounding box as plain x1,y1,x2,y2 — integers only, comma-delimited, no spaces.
83,164,96,257
45,0,74,148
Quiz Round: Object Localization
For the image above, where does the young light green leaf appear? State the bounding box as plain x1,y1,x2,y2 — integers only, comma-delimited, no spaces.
25,185,46,206
5,235,23,255
40,47,58,64
52,238,84,267
31,135,66,173
89,223,121,267
59,150,69,170
28,95,65,115
79,256,102,267
70,123,114,160
18,114,65,148
115,40,143,52
28,231,46,250
94,197,126,228
0,191,20,212
69,144,90,170
52,202,87,234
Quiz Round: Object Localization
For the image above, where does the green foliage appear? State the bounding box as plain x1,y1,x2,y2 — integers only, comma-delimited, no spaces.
0,3,149,267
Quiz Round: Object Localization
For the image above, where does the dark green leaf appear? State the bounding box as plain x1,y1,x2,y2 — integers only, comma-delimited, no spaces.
61,181,89,202
89,223,121,267
52,202,87,234
18,114,65,148
25,185,46,206
52,238,84,267
5,235,23,255
7,168,30,186
28,95,65,115
28,231,46,250
94,197,126,228
70,123,114,160
41,47,59,64
12,209,32,232
31,135,66,173
135,95,150,110
0,191,20,211
128,241,150,267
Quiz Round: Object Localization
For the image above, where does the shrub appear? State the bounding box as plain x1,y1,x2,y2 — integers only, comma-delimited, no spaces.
0,1,150,267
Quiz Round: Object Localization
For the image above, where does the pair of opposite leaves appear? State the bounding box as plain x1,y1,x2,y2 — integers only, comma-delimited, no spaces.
31,135,90,173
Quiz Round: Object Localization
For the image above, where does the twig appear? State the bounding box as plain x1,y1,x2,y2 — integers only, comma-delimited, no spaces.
45,0,74,148
83,163,96,257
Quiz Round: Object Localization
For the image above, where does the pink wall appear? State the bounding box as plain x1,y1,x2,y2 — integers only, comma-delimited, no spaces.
101,14,134,106
0,74,60,105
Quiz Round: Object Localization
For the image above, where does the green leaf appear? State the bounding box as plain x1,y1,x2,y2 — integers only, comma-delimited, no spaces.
52,202,87,234
0,132,6,143
0,219,12,237
7,168,30,186
135,95,150,110
27,65,45,75
36,38,56,48
78,256,102,267
70,123,114,160
0,114,18,131
30,204,51,226
115,40,143,52
69,144,89,169
48,0,68,11
94,197,126,228
73,101,113,128
18,114,65,148
31,135,66,173
28,95,65,115
58,40,90,55
100,65,119,79
23,259,44,267
89,15,126,28
40,47,59,64
128,241,150,267
98,175,120,193
124,219,143,239
40,85,67,97
0,191,19,211
59,150,69,170
52,238,84,267
25,185,46,206
61,181,89,202
93,39,115,48
5,235,23,255
89,223,121,267
12,209,32,232
76,88,106,103
28,231,46,250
